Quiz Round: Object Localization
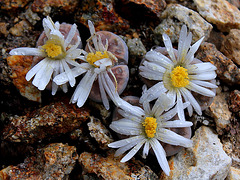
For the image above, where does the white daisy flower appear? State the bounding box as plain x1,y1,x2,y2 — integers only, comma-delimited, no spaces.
9,16,82,95
139,25,217,121
53,20,124,110
108,92,193,176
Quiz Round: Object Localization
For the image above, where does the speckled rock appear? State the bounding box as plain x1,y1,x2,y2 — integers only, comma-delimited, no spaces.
87,116,113,150
79,151,158,179
221,29,240,66
194,0,240,32
0,166,12,180
0,0,31,10
7,55,41,102
197,42,240,85
76,0,130,34
0,22,8,37
228,0,240,8
31,0,78,14
160,126,232,180
154,4,212,45
9,20,32,37
226,167,240,180
229,90,240,115
1,143,78,179
24,8,41,26
3,100,90,143
207,90,232,134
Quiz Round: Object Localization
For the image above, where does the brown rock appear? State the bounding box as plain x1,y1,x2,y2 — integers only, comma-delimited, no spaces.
208,91,232,134
3,143,78,179
31,0,78,13
229,90,240,114
3,100,90,143
9,20,32,37
0,22,8,37
221,29,240,66
197,42,240,85
79,151,158,179
0,0,31,10
87,116,113,150
7,55,41,102
77,0,130,34
226,167,240,180
194,0,240,32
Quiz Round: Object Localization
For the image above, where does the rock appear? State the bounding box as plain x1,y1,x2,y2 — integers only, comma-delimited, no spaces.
194,0,240,32
0,166,13,180
76,0,130,34
0,0,31,10
207,90,232,134
196,42,240,85
31,0,78,14
227,0,240,8
154,4,212,45
9,20,32,37
23,8,41,26
226,167,240,180
87,116,113,150
0,22,8,37
221,29,240,66
3,100,90,143
160,126,232,180
229,90,240,115
7,55,41,102
207,29,225,50
79,151,158,179
0,143,78,179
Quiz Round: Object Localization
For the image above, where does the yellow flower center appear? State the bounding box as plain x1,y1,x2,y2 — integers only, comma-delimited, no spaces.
86,51,109,67
142,117,157,138
42,41,63,58
170,66,189,88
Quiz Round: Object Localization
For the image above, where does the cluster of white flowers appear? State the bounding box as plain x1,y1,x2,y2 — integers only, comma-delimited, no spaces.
9,17,217,176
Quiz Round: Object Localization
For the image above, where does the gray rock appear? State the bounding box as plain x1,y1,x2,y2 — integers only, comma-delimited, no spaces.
226,167,240,180
154,4,212,45
161,126,232,179
194,0,240,32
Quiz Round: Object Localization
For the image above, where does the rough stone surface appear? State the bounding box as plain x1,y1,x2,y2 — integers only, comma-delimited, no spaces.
9,20,33,37
0,22,8,37
0,0,31,10
154,4,212,44
226,167,240,180
221,29,240,66
208,90,232,134
31,0,78,14
7,55,41,102
229,90,240,115
194,0,240,32
160,126,232,180
76,0,130,34
197,42,240,85
79,151,159,180
87,116,113,150
0,143,78,179
3,100,90,143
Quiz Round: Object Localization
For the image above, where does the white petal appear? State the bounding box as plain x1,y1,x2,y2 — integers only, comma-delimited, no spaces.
139,82,167,103
110,119,142,136
10,47,44,56
179,32,192,64
189,71,217,80
70,70,96,106
152,93,172,116
176,91,186,121
67,36,82,54
37,61,54,90
177,25,188,62
185,36,204,64
180,88,202,115
142,141,150,159
156,128,193,147
190,80,217,89
166,90,176,107
61,59,75,87
64,23,78,48
120,139,146,162
188,62,217,74
118,109,143,123
150,138,170,176
114,136,145,157
51,61,60,95
187,82,216,97
108,136,145,148
161,120,193,128
142,61,166,74
26,58,47,81
88,20,99,50
145,51,174,68
98,73,109,110
162,33,177,63
139,66,163,80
